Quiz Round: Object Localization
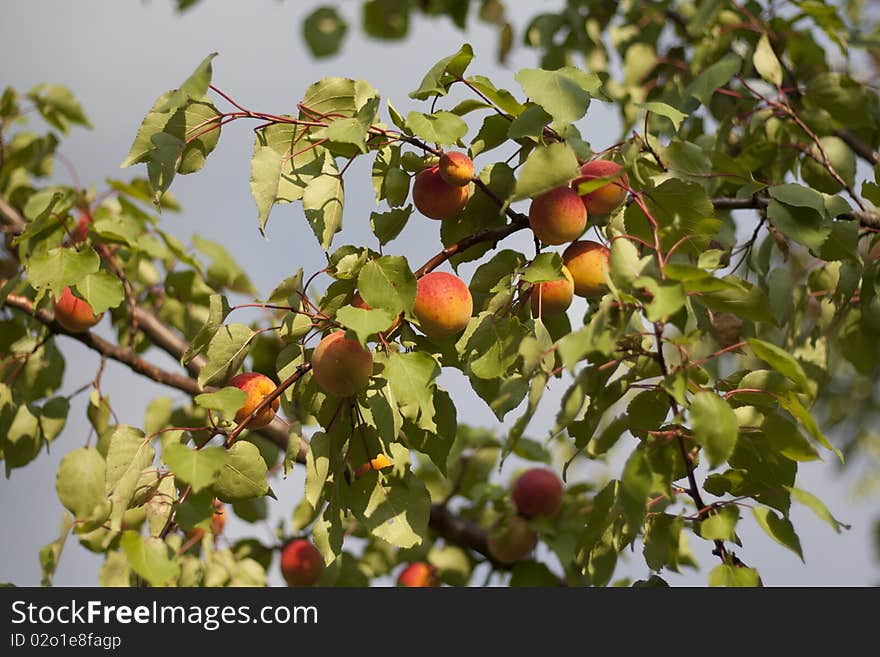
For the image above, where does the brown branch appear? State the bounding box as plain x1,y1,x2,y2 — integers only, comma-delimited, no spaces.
415,215,529,277
3,293,203,396
712,195,880,228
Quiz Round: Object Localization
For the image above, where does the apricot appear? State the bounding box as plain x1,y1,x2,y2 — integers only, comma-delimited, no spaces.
52,286,103,333
438,151,474,187
211,500,226,535
528,186,587,246
529,266,574,317
280,539,324,586
412,271,473,339
571,160,629,215
311,330,373,398
412,165,470,220
71,213,91,243
397,562,439,587
354,453,393,479
487,515,538,565
562,241,610,298
228,372,280,429
512,468,563,517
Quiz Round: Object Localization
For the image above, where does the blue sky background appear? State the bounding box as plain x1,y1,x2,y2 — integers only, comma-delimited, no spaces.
0,0,876,586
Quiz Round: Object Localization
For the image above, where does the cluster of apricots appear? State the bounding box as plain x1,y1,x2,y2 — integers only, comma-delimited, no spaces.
487,468,564,565
49,152,620,587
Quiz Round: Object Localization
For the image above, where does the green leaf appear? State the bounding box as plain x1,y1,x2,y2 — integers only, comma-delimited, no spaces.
162,444,227,493
336,306,397,344
405,111,468,146
120,532,180,586
357,256,417,316
514,67,600,125
763,414,819,462
685,54,742,106
512,142,580,201
302,6,349,58
182,293,230,367
302,169,345,250
28,246,100,293
768,183,827,216
708,563,761,587
510,561,561,586
521,252,564,283
75,271,125,314
636,102,688,130
197,324,255,388
748,338,809,393
785,486,848,533
507,105,552,140
699,506,739,541
370,206,412,245
193,386,248,420
690,392,737,469
39,397,69,443
55,448,106,520
39,514,72,587
753,33,783,86
156,53,217,113
249,143,284,232
122,92,221,197
410,44,474,100
26,83,92,133
304,431,330,508
384,351,440,431
214,440,269,502
104,426,155,531
752,506,804,561
766,199,830,251
464,316,526,379
348,471,430,549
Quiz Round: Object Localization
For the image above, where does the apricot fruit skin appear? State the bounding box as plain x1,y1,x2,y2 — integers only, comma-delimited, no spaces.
487,515,538,564
530,266,575,317
571,160,629,215
397,562,439,587
53,286,103,333
228,372,280,429
528,186,588,246
280,539,324,587
311,331,374,398
512,468,564,517
562,241,610,298
438,151,474,187
412,165,470,220
412,271,473,339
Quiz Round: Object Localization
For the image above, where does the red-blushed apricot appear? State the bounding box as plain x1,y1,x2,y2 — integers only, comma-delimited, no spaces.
311,331,374,398
512,468,564,517
571,159,629,215
487,515,538,564
412,271,473,339
228,372,280,429
52,286,103,333
528,186,588,245
562,240,610,298
351,291,402,333
280,539,324,586
71,213,91,243
412,165,470,220
529,266,574,317
397,562,439,587
211,499,226,535
438,151,474,187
